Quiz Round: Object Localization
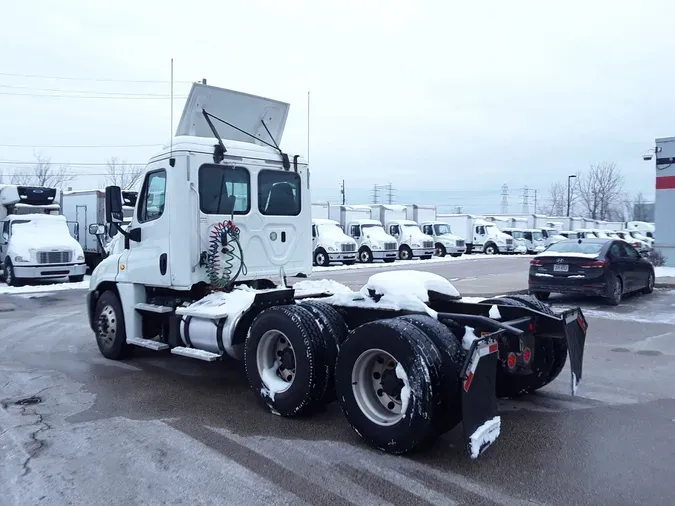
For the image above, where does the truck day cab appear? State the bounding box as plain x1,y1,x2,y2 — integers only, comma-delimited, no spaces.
0,185,86,286
419,221,466,257
87,83,588,458
440,214,515,255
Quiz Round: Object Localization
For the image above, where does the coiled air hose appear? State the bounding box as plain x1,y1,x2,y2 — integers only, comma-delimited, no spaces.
206,220,247,290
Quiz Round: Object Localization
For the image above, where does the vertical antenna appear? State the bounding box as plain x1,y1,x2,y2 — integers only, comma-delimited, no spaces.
307,91,310,164
169,58,175,167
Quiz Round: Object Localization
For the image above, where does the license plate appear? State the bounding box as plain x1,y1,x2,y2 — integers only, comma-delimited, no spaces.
553,264,569,272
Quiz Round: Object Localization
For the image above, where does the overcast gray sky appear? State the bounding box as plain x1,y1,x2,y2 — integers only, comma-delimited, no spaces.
1,0,673,209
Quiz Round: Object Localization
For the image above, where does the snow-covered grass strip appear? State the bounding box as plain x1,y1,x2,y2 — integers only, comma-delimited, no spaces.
655,266,675,278
469,416,501,459
313,253,532,273
0,276,90,295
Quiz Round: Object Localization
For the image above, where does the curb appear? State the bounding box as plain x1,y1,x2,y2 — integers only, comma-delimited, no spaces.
655,282,675,289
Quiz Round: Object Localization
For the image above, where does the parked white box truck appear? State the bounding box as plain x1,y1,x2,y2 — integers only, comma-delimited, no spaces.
311,202,330,220
335,205,398,263
371,204,434,260
311,218,357,266
62,189,137,268
439,214,515,255
0,185,86,286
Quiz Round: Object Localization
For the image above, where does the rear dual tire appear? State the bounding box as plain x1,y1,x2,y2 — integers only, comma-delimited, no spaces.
335,316,465,454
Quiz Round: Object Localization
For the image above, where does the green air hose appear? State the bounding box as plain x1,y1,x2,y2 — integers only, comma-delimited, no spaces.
206,220,246,290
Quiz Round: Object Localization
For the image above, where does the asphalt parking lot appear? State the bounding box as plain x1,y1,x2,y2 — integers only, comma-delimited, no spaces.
1,259,674,506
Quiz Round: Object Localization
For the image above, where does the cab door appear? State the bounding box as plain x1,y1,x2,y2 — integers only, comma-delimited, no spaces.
123,168,172,286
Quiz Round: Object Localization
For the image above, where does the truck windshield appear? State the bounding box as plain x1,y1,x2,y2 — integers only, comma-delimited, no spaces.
317,223,345,239
531,231,543,240
434,224,452,235
509,230,525,239
361,223,389,238
10,220,31,231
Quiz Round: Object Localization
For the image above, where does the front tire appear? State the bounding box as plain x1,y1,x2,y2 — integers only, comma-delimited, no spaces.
399,245,413,260
435,244,446,257
483,243,498,255
314,248,330,267
3,260,22,287
94,291,133,360
642,271,655,295
358,247,373,263
335,319,443,454
245,305,330,416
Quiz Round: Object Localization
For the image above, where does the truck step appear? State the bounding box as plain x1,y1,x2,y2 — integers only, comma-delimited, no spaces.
126,337,169,351
135,303,174,314
170,347,222,362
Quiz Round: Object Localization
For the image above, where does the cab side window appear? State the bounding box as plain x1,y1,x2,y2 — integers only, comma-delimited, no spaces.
621,243,640,260
476,226,485,235
390,224,400,236
258,171,301,216
350,225,360,238
1,221,9,241
312,225,317,238
423,225,433,235
138,170,167,223
608,242,625,259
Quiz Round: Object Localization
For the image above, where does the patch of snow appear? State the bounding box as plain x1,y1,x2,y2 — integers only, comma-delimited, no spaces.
366,270,460,299
9,214,82,252
260,361,289,402
293,279,352,297
571,372,579,396
459,296,489,304
176,288,256,319
567,275,585,279
462,326,481,351
469,416,501,459
318,288,438,318
0,277,90,295
395,363,410,417
488,305,502,319
655,266,675,278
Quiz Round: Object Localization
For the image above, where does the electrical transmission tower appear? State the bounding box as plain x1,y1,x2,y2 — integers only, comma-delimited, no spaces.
501,184,509,214
521,186,529,214
371,184,379,204
371,183,396,204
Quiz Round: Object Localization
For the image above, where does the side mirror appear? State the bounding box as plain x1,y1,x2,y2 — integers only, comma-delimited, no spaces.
89,224,105,236
1,232,8,241
105,186,124,223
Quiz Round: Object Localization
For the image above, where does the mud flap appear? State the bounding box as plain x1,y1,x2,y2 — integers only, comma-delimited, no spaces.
461,333,499,459
562,309,588,395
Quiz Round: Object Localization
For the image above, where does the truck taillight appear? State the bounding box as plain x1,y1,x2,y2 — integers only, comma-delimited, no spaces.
580,260,607,268
530,259,543,266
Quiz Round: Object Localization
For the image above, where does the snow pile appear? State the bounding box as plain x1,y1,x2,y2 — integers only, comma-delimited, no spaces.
176,288,256,319
571,372,580,396
261,362,289,401
321,287,436,317
488,305,501,319
293,279,352,297
462,326,481,350
11,214,81,250
0,277,90,295
655,266,675,278
395,363,411,417
366,270,460,299
469,416,501,459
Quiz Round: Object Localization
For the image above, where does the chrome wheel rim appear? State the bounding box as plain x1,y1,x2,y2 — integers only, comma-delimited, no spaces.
400,249,410,260
5,266,12,284
360,251,370,262
351,349,406,426
257,330,295,395
316,253,326,265
97,305,117,347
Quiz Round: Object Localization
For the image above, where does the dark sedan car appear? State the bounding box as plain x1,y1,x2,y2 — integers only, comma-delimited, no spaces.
528,238,655,305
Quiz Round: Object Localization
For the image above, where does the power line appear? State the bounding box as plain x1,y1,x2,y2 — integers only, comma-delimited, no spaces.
500,184,509,214
0,83,188,97
0,161,146,166
0,143,162,148
0,92,187,100
0,71,194,84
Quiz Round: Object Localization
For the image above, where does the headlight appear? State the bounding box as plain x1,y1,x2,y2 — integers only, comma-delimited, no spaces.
443,240,455,246
14,255,28,263
327,247,336,252
412,243,421,248
371,243,382,250
77,254,85,261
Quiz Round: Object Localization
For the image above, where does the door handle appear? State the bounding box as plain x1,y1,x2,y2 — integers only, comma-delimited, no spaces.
159,253,167,275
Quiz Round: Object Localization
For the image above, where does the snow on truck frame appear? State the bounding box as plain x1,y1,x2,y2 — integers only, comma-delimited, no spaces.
86,83,588,458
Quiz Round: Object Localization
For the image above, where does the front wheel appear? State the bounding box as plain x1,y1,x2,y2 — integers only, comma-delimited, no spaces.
3,260,22,287
358,248,373,263
95,291,133,360
313,248,330,267
399,245,413,260
483,243,498,255
435,244,446,257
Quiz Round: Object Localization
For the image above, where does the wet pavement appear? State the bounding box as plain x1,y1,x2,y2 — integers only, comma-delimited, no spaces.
0,279,674,505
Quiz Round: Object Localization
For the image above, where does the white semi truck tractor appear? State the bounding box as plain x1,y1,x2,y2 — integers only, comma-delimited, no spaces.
86,83,589,458
407,204,466,257
440,214,515,255
0,184,87,286
332,205,398,263
311,218,357,266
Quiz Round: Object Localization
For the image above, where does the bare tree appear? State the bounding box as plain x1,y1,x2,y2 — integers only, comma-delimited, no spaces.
9,152,75,188
542,181,567,216
105,157,144,190
576,162,625,221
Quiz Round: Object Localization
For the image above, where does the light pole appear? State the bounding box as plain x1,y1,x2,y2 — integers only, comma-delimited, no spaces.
567,174,577,217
